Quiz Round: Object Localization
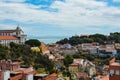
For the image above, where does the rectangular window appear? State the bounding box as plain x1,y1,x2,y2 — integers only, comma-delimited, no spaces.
116,70,120,75
110,70,114,74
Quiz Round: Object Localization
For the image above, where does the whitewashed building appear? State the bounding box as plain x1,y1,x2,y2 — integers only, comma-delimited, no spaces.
0,26,26,46
26,74,33,80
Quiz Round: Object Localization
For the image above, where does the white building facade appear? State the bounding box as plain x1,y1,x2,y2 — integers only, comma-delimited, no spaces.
0,26,26,46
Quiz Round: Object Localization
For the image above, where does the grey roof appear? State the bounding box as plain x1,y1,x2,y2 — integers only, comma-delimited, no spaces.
0,30,16,33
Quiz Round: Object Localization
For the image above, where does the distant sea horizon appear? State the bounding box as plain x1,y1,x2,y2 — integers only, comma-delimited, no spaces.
27,36,70,44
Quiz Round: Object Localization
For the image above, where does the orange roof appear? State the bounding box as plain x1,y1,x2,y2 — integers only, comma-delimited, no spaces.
15,67,35,75
45,73,58,80
0,36,18,40
77,72,88,79
23,67,34,74
12,62,21,65
96,75,109,80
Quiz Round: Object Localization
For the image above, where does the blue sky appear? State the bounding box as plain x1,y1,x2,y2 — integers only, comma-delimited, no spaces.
0,0,120,43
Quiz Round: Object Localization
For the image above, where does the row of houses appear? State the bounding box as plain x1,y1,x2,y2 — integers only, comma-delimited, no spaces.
0,58,119,80
78,43,117,56
68,58,96,79
0,60,35,80
0,59,69,80
92,58,120,80
47,42,120,57
68,58,120,80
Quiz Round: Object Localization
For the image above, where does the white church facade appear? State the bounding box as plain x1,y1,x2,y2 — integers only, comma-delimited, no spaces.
0,26,26,46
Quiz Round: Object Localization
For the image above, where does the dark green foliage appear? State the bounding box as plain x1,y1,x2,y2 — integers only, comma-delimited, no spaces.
89,34,107,44
10,42,19,48
63,55,73,67
72,53,95,61
56,32,120,45
56,38,69,44
34,53,54,73
72,53,112,65
109,32,120,43
0,44,10,59
0,43,54,73
25,39,41,47
69,36,80,45
72,54,81,58
62,71,72,80
116,53,120,60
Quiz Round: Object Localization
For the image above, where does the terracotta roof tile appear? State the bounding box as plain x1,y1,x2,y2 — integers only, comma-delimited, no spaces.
77,72,88,79
23,67,34,74
96,75,109,80
0,36,18,40
45,73,58,80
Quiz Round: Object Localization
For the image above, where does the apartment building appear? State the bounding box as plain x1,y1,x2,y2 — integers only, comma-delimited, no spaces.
109,58,120,80
0,60,35,80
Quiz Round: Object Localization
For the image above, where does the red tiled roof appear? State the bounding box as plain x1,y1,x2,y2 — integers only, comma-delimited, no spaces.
23,67,34,74
96,75,109,80
45,73,58,80
0,36,18,40
77,72,88,79
15,67,35,74
12,62,21,65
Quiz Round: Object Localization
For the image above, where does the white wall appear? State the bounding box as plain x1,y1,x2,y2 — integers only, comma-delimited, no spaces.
26,74,33,80
3,70,10,80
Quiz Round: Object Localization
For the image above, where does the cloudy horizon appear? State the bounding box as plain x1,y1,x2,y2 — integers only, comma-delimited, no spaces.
0,0,120,42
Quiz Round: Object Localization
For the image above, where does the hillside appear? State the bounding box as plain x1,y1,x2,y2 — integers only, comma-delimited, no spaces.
0,43,55,73
56,32,120,45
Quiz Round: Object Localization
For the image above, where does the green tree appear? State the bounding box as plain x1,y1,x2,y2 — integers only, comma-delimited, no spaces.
109,32,120,43
56,38,69,44
72,54,81,58
56,32,120,45
63,55,73,67
25,39,41,47
89,34,107,44
69,36,80,45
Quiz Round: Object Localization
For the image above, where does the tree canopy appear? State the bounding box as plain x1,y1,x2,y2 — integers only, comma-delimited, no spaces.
0,42,54,73
56,32,120,45
63,55,73,67
56,38,69,44
25,39,41,47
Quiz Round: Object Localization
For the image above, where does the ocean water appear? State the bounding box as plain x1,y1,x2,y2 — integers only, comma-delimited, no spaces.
38,38,61,44
27,36,69,44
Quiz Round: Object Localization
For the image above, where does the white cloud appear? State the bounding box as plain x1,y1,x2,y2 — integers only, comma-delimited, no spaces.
0,0,120,30
113,0,120,2
0,0,25,3
0,24,17,29
50,0,120,27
